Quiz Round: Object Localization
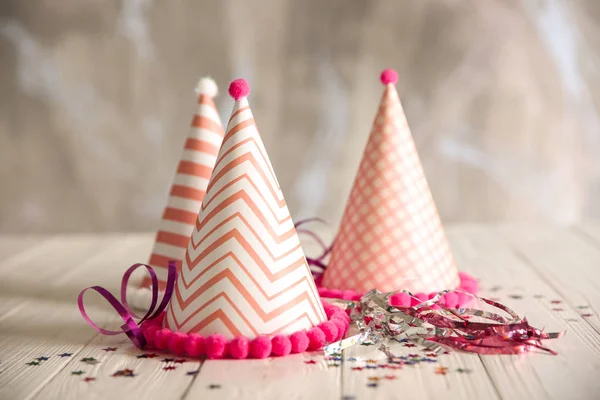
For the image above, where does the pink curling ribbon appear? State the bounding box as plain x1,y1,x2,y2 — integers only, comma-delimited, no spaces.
78,261,177,349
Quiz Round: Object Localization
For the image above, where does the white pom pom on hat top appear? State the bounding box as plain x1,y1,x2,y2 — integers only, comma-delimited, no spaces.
195,77,219,97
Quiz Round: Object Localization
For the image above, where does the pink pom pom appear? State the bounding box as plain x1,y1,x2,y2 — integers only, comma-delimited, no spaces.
380,68,398,85
351,294,362,301
228,79,250,100
154,328,173,350
152,313,165,326
331,318,347,341
323,321,341,339
250,335,272,359
290,331,309,353
329,289,343,298
142,325,160,347
318,288,332,297
325,306,339,318
271,335,292,357
331,311,350,323
307,327,326,350
456,292,471,308
318,321,338,343
389,292,411,308
229,337,250,359
205,334,228,359
442,292,458,308
428,292,438,300
184,334,205,357
169,332,187,355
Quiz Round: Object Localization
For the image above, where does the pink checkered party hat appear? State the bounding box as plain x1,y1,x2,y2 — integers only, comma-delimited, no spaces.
320,69,477,305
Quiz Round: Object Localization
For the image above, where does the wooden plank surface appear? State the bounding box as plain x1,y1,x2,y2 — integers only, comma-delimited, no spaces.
0,225,599,399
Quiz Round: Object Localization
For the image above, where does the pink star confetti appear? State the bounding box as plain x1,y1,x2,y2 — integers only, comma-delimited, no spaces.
304,360,317,364
102,347,117,352
83,377,96,383
550,300,562,304
163,366,177,371
403,343,416,348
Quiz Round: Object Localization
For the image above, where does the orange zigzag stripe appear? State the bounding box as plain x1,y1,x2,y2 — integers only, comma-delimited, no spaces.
205,149,282,210
170,269,321,330
190,211,297,260
200,173,289,229
216,120,277,186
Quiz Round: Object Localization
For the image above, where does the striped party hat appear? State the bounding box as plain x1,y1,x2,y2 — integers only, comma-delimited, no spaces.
321,69,468,296
164,79,327,340
132,77,225,305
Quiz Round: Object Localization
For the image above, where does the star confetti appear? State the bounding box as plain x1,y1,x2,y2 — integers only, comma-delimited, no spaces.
577,305,589,309
456,368,472,373
102,347,117,352
342,396,356,400
387,365,402,370
208,384,221,389
426,353,438,357
367,383,378,388
187,371,199,376
174,359,187,364
552,308,564,312
161,358,175,363
163,366,177,371
71,371,85,375
81,357,99,365
304,360,317,364
351,367,364,371
36,356,49,361
348,357,358,361
408,354,419,358
435,367,449,375
26,361,40,366
550,300,562,304
58,353,72,358
112,369,136,378
582,314,594,318
365,365,377,369
83,377,96,382
366,359,378,364
565,318,579,322
384,375,397,380
533,294,545,299
403,343,416,348
137,353,158,359
367,377,381,382
508,294,523,300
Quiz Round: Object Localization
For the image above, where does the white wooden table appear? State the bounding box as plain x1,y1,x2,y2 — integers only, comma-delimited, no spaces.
1,224,599,400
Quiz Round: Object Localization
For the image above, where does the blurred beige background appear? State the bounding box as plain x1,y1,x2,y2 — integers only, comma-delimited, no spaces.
1,0,599,233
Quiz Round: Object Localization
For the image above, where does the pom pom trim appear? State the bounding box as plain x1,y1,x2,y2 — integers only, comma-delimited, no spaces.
317,271,479,309
140,301,349,360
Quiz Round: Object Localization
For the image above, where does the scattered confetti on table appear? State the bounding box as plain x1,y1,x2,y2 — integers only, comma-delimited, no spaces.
83,377,96,383
367,377,381,382
26,361,40,366
163,366,177,371
552,308,564,312
384,375,397,380
71,371,85,375
456,368,472,373
36,356,49,361
533,294,545,299
58,353,73,358
208,384,221,389
102,347,117,352
304,360,317,364
112,369,136,378
577,305,589,309
582,313,594,318
403,343,416,348
435,367,449,375
367,383,378,388
174,359,187,364
352,367,364,371
136,353,158,359
161,358,175,363
508,294,523,300
81,357,99,365
186,371,199,376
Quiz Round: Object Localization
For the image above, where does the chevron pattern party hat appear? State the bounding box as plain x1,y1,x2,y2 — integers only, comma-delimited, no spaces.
321,69,460,294
139,78,225,294
164,79,326,339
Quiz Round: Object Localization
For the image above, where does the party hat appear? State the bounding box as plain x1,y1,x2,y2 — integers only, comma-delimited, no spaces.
133,77,225,303
321,69,463,295
164,79,327,339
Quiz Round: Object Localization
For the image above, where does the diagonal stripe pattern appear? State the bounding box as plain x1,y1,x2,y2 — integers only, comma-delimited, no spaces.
142,89,225,291
165,95,326,339
322,80,460,294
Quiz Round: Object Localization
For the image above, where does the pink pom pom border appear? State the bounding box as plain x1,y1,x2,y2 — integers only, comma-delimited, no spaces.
139,302,350,360
315,271,479,309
